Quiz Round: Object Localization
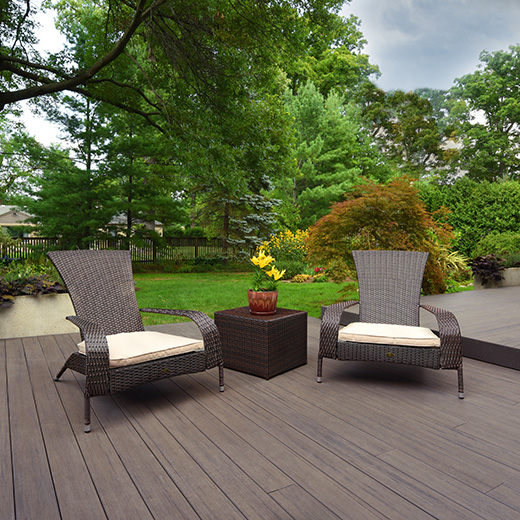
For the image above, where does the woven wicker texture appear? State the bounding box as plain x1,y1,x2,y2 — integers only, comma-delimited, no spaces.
48,250,144,336
318,250,464,397
354,249,427,326
215,307,307,379
48,249,224,432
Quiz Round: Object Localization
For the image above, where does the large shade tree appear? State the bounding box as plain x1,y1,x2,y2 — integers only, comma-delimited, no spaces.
2,0,352,243
360,85,447,177
450,45,520,181
1,0,346,118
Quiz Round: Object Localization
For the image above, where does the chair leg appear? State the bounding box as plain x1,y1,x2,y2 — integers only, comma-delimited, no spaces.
457,364,464,399
54,363,67,381
218,363,225,392
84,392,91,433
317,356,323,383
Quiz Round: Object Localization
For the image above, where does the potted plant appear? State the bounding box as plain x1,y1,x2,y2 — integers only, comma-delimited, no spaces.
248,249,286,315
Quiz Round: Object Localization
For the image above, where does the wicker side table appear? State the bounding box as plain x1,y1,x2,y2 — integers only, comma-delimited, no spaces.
214,307,307,379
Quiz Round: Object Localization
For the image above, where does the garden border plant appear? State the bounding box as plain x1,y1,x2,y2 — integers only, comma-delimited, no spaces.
0,260,65,307
469,254,506,286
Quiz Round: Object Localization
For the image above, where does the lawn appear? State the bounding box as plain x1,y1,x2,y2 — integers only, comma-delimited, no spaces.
134,271,354,325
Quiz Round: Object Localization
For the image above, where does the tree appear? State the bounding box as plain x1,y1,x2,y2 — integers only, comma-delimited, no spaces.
1,0,347,119
281,81,391,228
361,87,447,177
285,12,379,98
20,144,115,248
306,176,455,293
450,45,520,181
0,112,39,202
102,107,186,243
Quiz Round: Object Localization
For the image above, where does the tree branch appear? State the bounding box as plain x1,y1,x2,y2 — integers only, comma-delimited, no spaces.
72,85,167,135
0,0,155,111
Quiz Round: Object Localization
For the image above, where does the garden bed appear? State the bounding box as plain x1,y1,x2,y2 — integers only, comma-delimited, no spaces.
0,293,76,339
474,267,520,290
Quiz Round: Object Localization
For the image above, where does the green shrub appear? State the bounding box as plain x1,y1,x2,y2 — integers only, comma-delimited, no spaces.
420,179,520,256
473,232,520,258
502,252,520,268
276,260,305,279
192,253,226,267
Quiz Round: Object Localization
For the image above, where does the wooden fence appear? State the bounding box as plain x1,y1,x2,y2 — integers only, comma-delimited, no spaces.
1,237,246,263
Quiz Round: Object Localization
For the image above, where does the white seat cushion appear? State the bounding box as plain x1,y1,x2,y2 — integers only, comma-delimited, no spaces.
338,322,440,347
78,330,204,368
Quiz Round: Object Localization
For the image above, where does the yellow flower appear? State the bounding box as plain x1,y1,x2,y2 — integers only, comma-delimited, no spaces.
266,267,286,281
251,249,275,269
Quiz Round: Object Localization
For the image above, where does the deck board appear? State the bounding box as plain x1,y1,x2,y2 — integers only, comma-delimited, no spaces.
0,340,15,520
3,315,520,519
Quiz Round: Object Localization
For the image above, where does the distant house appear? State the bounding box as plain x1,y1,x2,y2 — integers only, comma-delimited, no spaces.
0,205,36,237
108,214,164,237
0,205,164,238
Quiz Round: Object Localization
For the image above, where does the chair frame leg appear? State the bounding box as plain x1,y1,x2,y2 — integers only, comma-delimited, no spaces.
84,392,91,433
54,363,67,381
317,356,323,383
457,364,464,399
218,363,225,392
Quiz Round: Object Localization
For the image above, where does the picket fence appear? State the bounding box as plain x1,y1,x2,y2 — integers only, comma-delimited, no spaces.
1,237,245,263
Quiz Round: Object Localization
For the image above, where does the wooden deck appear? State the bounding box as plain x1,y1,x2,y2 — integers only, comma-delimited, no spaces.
3,317,520,519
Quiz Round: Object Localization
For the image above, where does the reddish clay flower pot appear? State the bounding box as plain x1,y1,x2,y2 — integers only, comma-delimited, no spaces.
247,289,278,315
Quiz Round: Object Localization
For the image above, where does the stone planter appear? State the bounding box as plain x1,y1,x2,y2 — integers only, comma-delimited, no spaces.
0,293,76,339
474,267,520,290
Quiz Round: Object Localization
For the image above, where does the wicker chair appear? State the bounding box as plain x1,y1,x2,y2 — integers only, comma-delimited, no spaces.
318,250,464,398
48,250,224,432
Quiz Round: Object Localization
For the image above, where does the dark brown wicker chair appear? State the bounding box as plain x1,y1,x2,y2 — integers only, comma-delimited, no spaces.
48,249,224,432
318,250,464,398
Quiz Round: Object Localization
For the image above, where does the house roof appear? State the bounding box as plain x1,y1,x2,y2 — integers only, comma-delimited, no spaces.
0,205,33,226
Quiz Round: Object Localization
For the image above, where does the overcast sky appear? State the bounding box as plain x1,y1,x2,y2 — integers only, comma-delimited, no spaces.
341,0,520,92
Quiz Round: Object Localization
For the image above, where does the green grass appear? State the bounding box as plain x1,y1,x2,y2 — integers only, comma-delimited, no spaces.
134,272,354,326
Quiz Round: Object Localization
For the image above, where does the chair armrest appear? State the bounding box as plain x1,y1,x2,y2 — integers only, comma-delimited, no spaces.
139,308,223,369
66,315,110,396
319,301,359,358
420,304,463,369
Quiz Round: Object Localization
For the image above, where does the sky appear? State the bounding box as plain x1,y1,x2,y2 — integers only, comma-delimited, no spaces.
341,0,520,92
20,3,66,146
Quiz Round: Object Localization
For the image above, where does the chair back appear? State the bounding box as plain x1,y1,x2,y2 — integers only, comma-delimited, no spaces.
48,250,145,335
353,250,428,327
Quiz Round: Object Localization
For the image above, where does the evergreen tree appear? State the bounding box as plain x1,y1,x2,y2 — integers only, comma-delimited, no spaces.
282,81,391,228
21,145,115,248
